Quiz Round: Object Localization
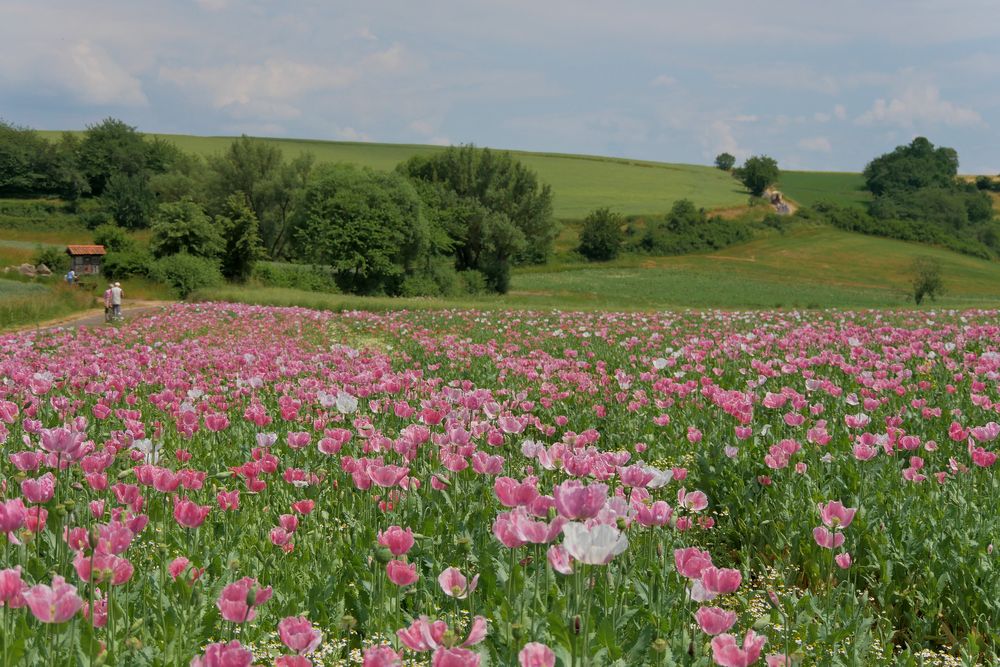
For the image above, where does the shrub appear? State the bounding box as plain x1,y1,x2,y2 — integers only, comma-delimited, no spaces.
734,155,779,197
458,270,488,295
910,256,943,305
93,223,136,253
150,253,223,299
251,263,338,293
578,208,624,261
32,245,70,273
102,249,153,280
714,152,736,171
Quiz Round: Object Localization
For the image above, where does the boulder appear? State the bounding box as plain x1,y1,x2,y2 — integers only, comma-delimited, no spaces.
35,264,52,276
18,263,36,277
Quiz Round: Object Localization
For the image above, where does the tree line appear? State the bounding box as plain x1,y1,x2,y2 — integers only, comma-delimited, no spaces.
0,119,558,296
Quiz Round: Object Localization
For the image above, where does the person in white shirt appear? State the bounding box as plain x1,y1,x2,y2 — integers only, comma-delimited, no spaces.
110,282,124,319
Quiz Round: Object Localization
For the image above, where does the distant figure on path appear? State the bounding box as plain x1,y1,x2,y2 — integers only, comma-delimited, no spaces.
104,284,113,322
110,282,124,320
65,269,76,285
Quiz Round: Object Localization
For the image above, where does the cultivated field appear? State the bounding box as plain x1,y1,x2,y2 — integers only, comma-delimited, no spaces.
0,303,996,666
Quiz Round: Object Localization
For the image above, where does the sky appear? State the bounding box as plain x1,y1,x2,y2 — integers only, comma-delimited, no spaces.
2,0,999,173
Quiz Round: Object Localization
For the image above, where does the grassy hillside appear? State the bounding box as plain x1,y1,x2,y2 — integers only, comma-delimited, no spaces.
779,171,870,208
508,224,1000,309
42,131,869,218
197,223,1000,312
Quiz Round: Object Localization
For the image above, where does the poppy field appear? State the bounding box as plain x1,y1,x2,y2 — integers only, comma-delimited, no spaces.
0,303,998,666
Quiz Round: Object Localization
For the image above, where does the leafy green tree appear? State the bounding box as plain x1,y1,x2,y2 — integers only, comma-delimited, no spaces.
578,208,624,261
399,145,556,264
293,164,438,295
77,118,150,196
910,256,943,305
734,155,780,197
150,253,223,298
216,195,265,282
863,137,958,197
32,245,70,273
205,136,314,258
150,200,223,259
102,172,156,229
0,121,62,196
92,223,136,253
714,152,736,171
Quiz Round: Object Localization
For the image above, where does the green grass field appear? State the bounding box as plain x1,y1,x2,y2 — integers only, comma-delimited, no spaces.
0,279,95,330
197,223,1000,312
779,171,870,208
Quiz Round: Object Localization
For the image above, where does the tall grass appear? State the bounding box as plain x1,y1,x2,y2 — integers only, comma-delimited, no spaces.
0,281,95,330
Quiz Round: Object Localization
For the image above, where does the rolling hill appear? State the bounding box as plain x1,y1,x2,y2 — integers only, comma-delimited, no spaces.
39,131,867,218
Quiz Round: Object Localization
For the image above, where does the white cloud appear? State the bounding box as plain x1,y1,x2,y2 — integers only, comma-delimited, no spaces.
798,136,832,152
649,74,676,87
856,83,982,127
159,59,356,116
67,41,148,106
814,112,832,122
703,120,748,161
833,104,847,120
358,27,378,41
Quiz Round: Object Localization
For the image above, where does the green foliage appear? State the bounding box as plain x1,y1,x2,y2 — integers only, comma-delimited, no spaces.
0,121,64,196
102,171,156,229
92,223,136,253
252,262,339,293
637,199,752,255
578,208,624,261
216,195,265,281
735,155,780,197
863,137,958,197
399,144,557,264
150,252,222,298
205,135,314,258
31,245,70,273
800,202,999,260
77,118,152,196
101,249,153,280
910,256,943,304
714,152,736,171
0,279,92,330
150,200,223,259
293,164,438,295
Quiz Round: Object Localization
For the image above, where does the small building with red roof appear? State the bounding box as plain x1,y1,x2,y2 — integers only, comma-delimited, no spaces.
66,245,106,276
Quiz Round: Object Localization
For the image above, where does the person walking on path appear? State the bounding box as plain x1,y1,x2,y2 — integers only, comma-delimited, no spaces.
110,282,124,320
103,284,113,322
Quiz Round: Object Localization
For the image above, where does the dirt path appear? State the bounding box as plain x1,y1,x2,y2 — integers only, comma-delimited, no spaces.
11,300,174,334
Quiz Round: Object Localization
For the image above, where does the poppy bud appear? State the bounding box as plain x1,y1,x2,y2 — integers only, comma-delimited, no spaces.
374,546,393,564
572,615,582,635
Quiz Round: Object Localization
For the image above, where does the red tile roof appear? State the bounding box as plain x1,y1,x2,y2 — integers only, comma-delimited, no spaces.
66,245,106,256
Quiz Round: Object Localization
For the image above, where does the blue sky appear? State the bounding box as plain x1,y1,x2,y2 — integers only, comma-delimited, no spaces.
2,0,999,172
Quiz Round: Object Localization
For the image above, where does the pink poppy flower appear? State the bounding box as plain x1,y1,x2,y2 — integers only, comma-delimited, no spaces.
387,560,419,587
835,553,852,569
701,567,742,595
363,646,402,667
813,526,845,550
675,547,714,580
278,615,323,655
173,497,211,528
432,647,481,667
0,498,26,534
217,577,272,623
397,616,487,652
190,640,254,667
553,480,607,520
22,575,84,624
766,654,792,666
518,642,556,667
21,472,56,504
711,630,767,667
695,606,738,635
818,501,856,529
677,488,709,512
438,567,479,599
274,656,311,667
378,526,414,556
0,567,27,608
